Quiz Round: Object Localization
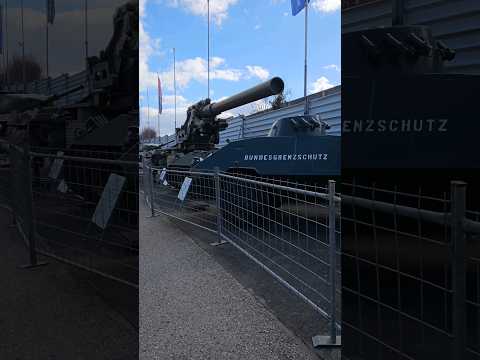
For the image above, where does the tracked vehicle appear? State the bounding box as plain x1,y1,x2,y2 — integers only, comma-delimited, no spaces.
157,77,340,187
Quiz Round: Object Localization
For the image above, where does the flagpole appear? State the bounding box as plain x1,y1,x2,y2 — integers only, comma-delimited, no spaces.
46,1,49,80
1,3,4,84
303,0,309,115
147,87,150,130
157,72,160,141
85,0,89,67
157,111,160,143
173,47,177,130
207,0,210,99
21,0,25,92
4,0,8,88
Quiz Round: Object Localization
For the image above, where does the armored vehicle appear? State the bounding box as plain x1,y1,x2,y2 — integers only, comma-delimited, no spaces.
157,76,340,185
342,13,480,171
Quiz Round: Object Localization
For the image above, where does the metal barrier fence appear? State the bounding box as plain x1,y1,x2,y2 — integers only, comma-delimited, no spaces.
341,180,480,360
142,163,341,347
0,144,139,288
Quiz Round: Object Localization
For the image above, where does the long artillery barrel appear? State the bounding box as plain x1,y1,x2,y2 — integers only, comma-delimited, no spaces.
198,77,284,117
0,84,85,114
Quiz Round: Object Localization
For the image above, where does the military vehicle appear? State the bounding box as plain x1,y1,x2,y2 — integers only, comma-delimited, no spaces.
0,86,84,148
65,0,138,157
342,0,480,198
0,1,139,227
342,4,480,360
0,1,138,156
342,9,479,171
155,76,340,187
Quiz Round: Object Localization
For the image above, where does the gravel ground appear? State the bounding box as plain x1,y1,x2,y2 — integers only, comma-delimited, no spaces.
0,206,138,360
140,199,321,360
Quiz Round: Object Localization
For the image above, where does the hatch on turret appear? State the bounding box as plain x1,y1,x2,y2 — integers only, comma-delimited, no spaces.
268,115,330,137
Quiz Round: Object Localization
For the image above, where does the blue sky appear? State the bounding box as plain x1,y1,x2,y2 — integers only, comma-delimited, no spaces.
140,0,340,136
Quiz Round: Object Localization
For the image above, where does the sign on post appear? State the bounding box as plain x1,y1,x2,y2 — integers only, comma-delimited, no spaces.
48,151,64,180
177,177,192,201
92,173,126,229
57,179,68,193
159,168,167,182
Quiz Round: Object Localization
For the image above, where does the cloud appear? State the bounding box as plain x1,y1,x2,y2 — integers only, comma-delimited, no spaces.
139,0,147,17
165,0,239,25
156,57,243,92
155,59,269,92
139,18,162,91
271,0,339,13
140,105,189,135
246,65,270,81
162,94,188,106
323,64,340,72
310,76,334,93
312,0,341,13
254,24,261,30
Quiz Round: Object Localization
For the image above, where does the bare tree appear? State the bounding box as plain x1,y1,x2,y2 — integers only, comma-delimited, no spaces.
1,55,43,85
141,127,157,140
269,89,291,110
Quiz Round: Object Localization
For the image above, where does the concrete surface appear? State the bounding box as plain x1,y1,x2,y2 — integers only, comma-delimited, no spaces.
140,199,322,360
0,206,138,360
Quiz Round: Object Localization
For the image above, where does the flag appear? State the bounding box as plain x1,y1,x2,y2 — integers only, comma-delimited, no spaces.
47,0,55,24
157,76,162,115
291,0,310,16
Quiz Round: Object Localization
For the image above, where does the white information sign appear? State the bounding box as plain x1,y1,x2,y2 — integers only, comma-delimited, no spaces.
177,177,192,201
92,174,126,229
159,168,167,181
48,151,64,180
57,180,68,193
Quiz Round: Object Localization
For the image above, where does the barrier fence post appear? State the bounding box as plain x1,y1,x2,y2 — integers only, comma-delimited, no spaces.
149,165,155,217
21,147,47,268
8,145,17,227
313,179,341,347
211,167,227,246
451,181,466,359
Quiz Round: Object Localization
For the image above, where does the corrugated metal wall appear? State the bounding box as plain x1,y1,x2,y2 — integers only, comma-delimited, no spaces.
150,86,342,147
342,0,480,74
218,86,341,146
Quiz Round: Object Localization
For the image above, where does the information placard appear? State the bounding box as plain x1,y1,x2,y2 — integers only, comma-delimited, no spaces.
48,151,64,180
159,168,167,181
92,174,126,229
177,177,192,201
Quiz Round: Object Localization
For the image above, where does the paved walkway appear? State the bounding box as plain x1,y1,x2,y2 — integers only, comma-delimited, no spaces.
139,199,320,360
0,206,138,360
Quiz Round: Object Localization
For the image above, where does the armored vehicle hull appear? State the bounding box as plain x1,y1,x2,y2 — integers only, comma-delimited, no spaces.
194,135,340,177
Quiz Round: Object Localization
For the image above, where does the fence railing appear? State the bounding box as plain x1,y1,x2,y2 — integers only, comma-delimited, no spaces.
0,144,139,288
2,71,88,107
341,180,480,360
142,163,342,347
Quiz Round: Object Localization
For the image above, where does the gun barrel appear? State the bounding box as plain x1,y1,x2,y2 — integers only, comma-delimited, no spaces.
199,77,284,117
47,85,85,102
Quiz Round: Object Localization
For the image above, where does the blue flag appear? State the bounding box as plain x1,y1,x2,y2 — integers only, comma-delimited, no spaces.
47,0,55,24
291,0,309,16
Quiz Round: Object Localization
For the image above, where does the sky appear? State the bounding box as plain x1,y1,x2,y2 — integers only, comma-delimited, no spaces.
140,0,341,137
2,0,127,76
